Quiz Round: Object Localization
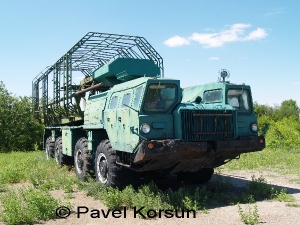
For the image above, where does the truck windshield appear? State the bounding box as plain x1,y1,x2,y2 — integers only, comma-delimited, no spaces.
203,89,222,103
144,83,177,112
227,89,251,112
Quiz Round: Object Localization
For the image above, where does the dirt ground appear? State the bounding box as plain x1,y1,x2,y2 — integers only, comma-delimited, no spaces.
41,170,300,225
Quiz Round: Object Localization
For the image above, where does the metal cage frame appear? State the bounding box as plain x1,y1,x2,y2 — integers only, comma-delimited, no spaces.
32,32,164,125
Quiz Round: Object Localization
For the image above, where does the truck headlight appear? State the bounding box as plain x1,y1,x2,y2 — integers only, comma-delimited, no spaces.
251,124,258,132
140,123,151,134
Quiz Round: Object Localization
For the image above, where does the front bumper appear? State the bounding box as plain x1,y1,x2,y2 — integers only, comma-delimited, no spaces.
132,136,265,173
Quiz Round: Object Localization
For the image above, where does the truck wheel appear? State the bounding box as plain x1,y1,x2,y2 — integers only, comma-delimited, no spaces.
177,168,214,184
74,138,91,181
94,140,119,187
54,137,65,166
45,136,54,159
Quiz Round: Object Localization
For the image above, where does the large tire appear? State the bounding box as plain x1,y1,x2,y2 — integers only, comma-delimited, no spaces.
54,137,65,167
177,168,214,184
94,140,118,187
45,136,54,159
74,137,91,181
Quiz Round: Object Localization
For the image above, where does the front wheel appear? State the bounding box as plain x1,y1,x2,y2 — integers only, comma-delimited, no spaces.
177,168,214,184
94,140,118,187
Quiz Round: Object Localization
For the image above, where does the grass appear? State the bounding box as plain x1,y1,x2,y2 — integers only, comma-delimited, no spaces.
286,203,300,207
0,148,299,223
238,195,259,225
238,203,259,225
241,176,296,202
223,147,300,175
0,151,75,224
1,188,64,225
78,172,296,215
0,151,79,192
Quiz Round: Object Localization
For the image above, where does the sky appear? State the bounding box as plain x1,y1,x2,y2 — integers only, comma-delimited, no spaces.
0,0,299,106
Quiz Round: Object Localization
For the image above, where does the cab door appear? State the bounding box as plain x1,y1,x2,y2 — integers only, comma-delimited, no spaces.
105,95,119,148
117,90,139,152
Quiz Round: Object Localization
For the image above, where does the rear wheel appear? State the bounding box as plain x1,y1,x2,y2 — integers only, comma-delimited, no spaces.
45,136,54,159
54,137,65,166
74,137,91,181
177,168,214,184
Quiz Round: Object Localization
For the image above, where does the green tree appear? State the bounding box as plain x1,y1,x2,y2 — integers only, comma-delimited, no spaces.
0,81,44,152
274,99,299,121
255,100,300,149
254,101,275,118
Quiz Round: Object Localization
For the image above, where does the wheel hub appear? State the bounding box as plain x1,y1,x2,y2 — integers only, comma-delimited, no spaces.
75,149,83,173
46,145,49,159
99,159,107,178
55,148,59,164
97,153,108,183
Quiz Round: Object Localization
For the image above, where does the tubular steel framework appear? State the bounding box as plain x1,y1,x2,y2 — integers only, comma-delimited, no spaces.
32,32,164,125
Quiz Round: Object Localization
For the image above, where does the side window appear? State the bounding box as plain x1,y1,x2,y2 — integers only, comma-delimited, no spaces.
121,93,131,108
109,96,118,109
227,89,251,112
133,86,143,109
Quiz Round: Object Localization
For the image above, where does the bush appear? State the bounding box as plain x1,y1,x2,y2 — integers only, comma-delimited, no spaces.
238,202,259,225
102,187,123,210
0,188,62,225
0,189,35,225
130,181,173,216
265,117,300,149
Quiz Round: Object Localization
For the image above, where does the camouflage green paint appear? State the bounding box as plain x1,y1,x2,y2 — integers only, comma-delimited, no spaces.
62,128,72,155
93,58,160,86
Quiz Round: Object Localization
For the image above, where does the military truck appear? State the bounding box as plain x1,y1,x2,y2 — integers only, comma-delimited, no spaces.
32,32,268,187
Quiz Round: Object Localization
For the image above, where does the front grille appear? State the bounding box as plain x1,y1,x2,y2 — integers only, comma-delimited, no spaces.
181,109,235,141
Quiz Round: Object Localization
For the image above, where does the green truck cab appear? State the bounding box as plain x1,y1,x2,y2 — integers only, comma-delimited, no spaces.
33,33,267,187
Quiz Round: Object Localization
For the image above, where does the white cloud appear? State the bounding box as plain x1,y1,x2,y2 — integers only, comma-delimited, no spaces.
207,57,219,61
163,35,190,47
244,28,268,40
189,33,223,48
219,24,251,41
164,23,268,48
204,28,216,32
264,8,284,17
291,82,299,86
